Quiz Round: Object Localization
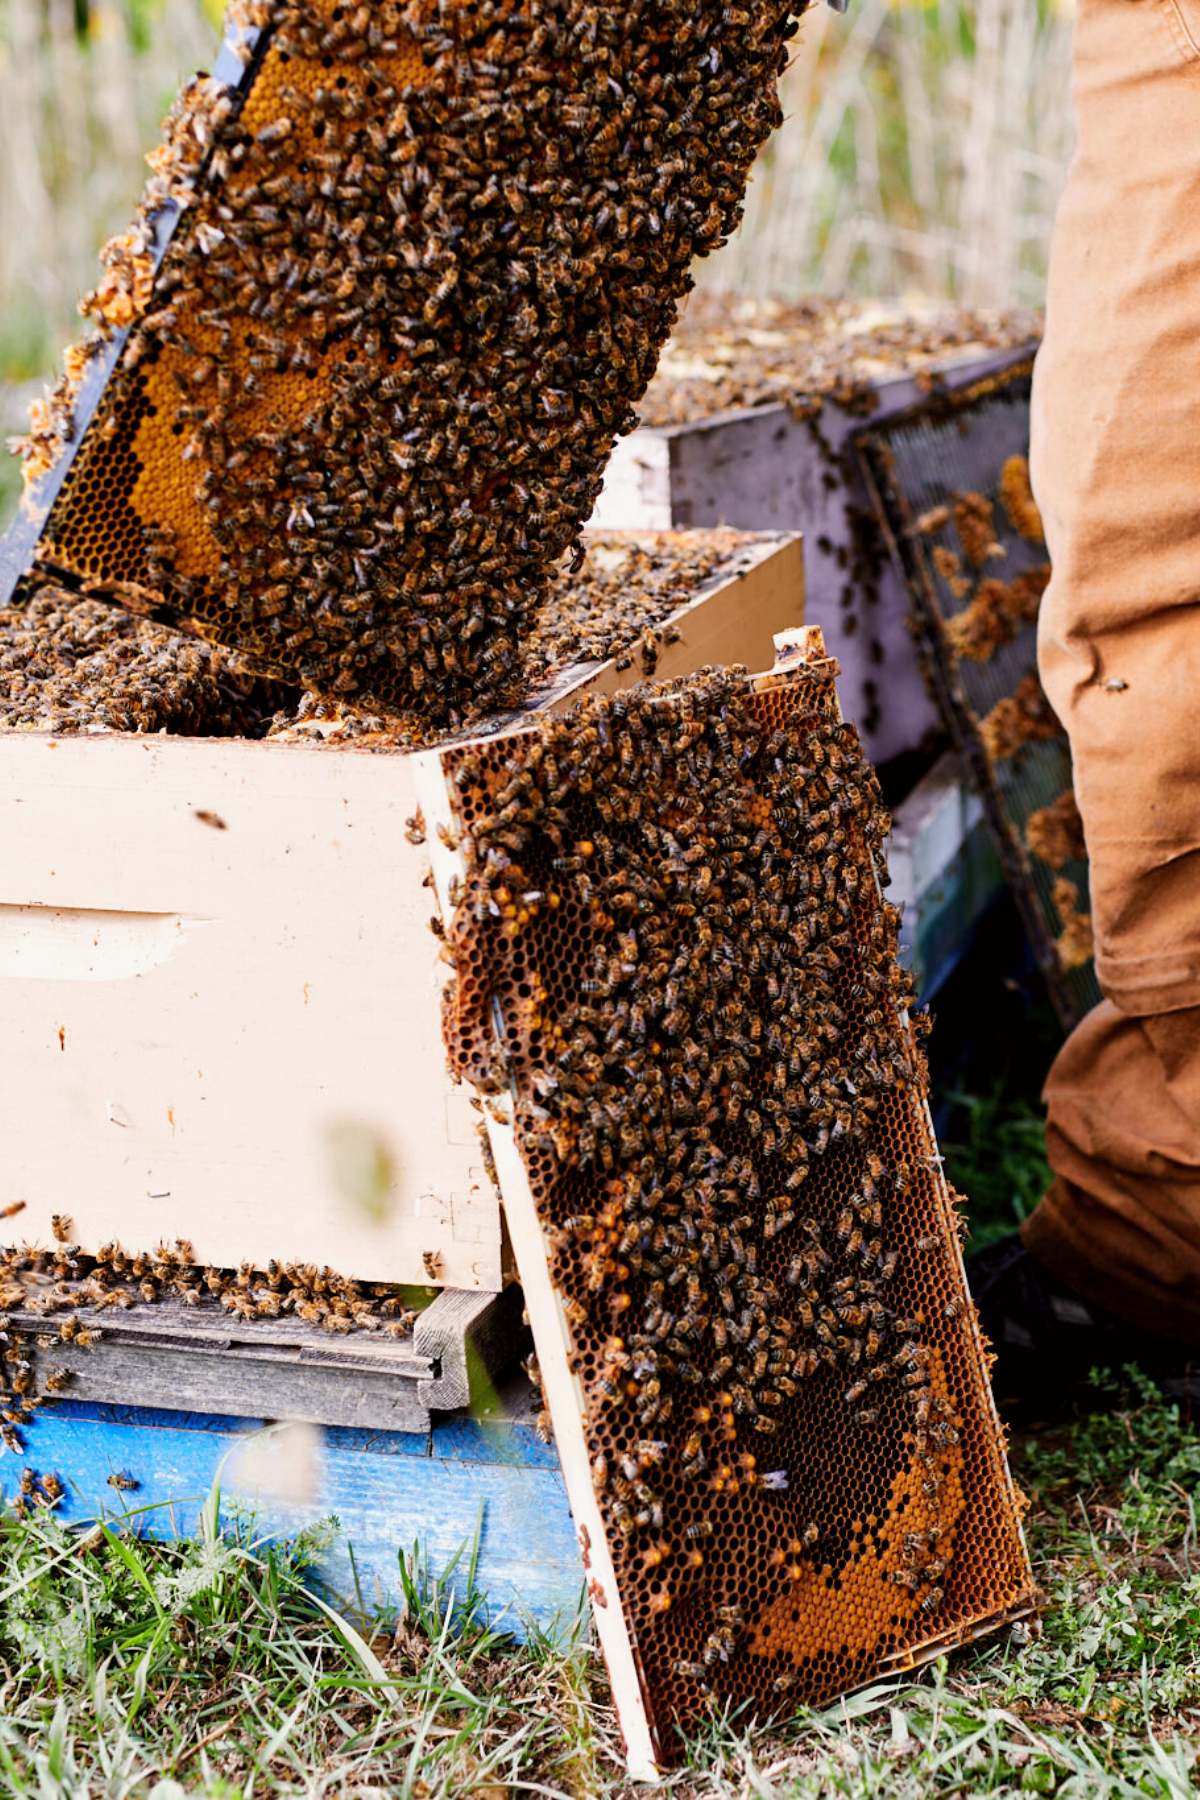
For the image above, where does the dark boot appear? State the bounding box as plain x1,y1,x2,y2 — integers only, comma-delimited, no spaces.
966,1232,1200,1418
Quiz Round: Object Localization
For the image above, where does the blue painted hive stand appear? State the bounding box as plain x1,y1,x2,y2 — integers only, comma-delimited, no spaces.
25,1381,585,1644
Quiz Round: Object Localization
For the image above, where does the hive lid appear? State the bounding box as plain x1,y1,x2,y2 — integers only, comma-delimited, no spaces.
414,633,1037,1777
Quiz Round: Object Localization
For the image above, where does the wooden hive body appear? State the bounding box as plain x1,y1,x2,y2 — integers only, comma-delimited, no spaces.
590,342,1038,768
1,532,803,1293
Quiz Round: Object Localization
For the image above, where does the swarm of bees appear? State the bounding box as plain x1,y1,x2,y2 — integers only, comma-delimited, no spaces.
7,1466,66,1519
952,493,1005,569
0,1235,418,1456
435,661,1034,1739
979,673,1063,765
1052,876,1095,972
1026,790,1086,873
999,455,1045,546
0,585,279,736
943,566,1050,666
627,297,1038,743
14,0,808,723
0,535,760,745
635,293,1041,429
521,533,749,684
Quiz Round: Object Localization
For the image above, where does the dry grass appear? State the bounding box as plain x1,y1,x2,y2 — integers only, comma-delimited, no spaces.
704,0,1074,307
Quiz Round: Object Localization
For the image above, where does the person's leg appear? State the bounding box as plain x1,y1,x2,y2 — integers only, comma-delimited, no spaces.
972,0,1200,1394
1031,0,1200,1015
1026,1004,1200,1345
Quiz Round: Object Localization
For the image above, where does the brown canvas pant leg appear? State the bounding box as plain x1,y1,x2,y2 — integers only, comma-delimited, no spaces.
1020,0,1200,1339
1025,1006,1200,1346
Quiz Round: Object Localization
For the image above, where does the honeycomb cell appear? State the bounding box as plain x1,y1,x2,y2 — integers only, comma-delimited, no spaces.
438,659,1037,1763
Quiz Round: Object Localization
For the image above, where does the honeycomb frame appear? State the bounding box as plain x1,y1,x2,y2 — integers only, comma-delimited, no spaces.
4,0,807,724
0,10,266,605
856,365,1101,1030
413,632,1037,1777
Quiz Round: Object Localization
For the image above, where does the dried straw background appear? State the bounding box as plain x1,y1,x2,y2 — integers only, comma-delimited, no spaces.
0,0,1074,527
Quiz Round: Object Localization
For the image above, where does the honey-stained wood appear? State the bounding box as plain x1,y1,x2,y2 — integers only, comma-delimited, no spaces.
1,531,803,1292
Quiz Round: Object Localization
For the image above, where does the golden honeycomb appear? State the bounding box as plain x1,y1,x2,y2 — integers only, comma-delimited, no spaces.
435,658,1037,1761
19,0,806,723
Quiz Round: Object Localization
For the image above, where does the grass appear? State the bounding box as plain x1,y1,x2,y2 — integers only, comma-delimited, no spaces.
2,1372,1198,1797
943,1085,1052,1252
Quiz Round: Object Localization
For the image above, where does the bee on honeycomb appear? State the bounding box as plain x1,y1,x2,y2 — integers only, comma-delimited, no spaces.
435,660,1035,1755
13,0,808,724
979,673,1062,763
999,456,1045,545
953,492,1005,568
1026,790,1086,871
944,565,1050,664
1053,877,1095,971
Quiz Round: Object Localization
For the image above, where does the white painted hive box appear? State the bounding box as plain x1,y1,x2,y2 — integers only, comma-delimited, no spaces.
1,530,803,1292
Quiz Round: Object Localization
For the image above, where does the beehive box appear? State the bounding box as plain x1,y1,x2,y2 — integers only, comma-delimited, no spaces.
0,530,802,1293
589,295,1041,768
414,630,1037,1776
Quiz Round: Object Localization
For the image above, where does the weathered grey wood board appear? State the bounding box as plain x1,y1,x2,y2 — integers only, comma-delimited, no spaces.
7,1286,526,1433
